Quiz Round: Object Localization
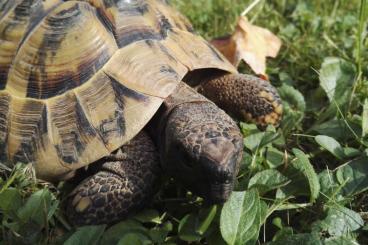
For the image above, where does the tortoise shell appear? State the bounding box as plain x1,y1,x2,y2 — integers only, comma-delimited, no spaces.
0,0,236,180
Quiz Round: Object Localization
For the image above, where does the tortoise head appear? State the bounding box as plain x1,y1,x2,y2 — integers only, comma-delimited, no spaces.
162,102,243,203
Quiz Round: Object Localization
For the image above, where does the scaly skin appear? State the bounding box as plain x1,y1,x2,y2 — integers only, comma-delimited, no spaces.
67,83,244,225
197,73,283,127
67,131,160,225
149,83,244,203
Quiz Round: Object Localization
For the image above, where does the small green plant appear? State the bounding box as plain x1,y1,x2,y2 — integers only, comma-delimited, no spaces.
1,0,367,244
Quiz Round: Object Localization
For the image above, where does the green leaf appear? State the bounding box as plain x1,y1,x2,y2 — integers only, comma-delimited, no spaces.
278,84,306,112
265,147,285,168
336,157,368,196
271,227,293,241
239,122,258,136
220,190,267,245
315,135,346,159
17,189,54,227
266,233,322,245
342,147,361,158
319,57,355,102
248,169,290,194
272,217,283,229
277,83,306,135
149,221,172,243
292,149,320,202
64,225,106,245
178,213,203,242
278,149,320,202
311,119,361,141
243,131,279,152
318,170,343,202
312,205,363,236
134,209,161,224
324,236,360,245
117,233,151,245
177,205,217,242
100,219,149,244
0,188,21,213
197,205,217,235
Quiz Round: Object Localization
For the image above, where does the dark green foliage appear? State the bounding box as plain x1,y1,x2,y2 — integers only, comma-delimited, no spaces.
1,0,367,244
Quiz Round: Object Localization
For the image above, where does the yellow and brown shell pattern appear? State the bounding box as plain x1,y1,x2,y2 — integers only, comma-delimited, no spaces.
0,0,236,180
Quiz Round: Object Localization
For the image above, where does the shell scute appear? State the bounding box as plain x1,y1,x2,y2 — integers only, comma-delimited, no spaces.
6,1,118,99
0,0,62,89
104,40,187,98
0,91,11,162
74,71,160,152
7,97,48,164
0,0,236,179
47,90,108,167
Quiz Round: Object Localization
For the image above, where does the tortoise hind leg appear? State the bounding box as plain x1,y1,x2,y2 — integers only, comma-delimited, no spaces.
67,131,160,225
197,74,283,127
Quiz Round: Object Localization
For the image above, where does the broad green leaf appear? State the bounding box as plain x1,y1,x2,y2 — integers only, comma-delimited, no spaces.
100,219,149,244
243,131,278,152
17,189,54,227
342,147,361,158
277,84,305,135
292,149,320,202
278,84,306,112
134,209,161,224
239,122,258,136
0,188,21,213
266,233,322,245
312,205,363,236
248,169,290,194
271,227,293,241
319,57,355,102
243,132,264,152
324,236,359,245
318,170,343,202
265,147,285,168
363,99,368,137
277,149,320,202
117,232,151,245
64,225,106,245
178,214,202,242
315,135,345,159
336,157,368,196
220,190,267,245
311,119,360,141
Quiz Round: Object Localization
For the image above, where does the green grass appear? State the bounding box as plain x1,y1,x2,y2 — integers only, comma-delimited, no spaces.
1,0,367,244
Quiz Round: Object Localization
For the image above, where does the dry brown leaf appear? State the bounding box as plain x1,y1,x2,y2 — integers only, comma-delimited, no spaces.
211,16,282,76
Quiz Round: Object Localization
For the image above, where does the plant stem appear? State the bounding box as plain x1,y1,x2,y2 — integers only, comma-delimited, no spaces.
241,0,263,16
356,0,366,82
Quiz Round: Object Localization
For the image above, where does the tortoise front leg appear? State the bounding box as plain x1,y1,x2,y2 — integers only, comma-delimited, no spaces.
197,74,283,127
66,131,160,226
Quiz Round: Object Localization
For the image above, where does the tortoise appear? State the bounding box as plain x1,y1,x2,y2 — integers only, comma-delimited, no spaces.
0,0,282,225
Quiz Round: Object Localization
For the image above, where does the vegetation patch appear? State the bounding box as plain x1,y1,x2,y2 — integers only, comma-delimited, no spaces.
0,0,367,244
